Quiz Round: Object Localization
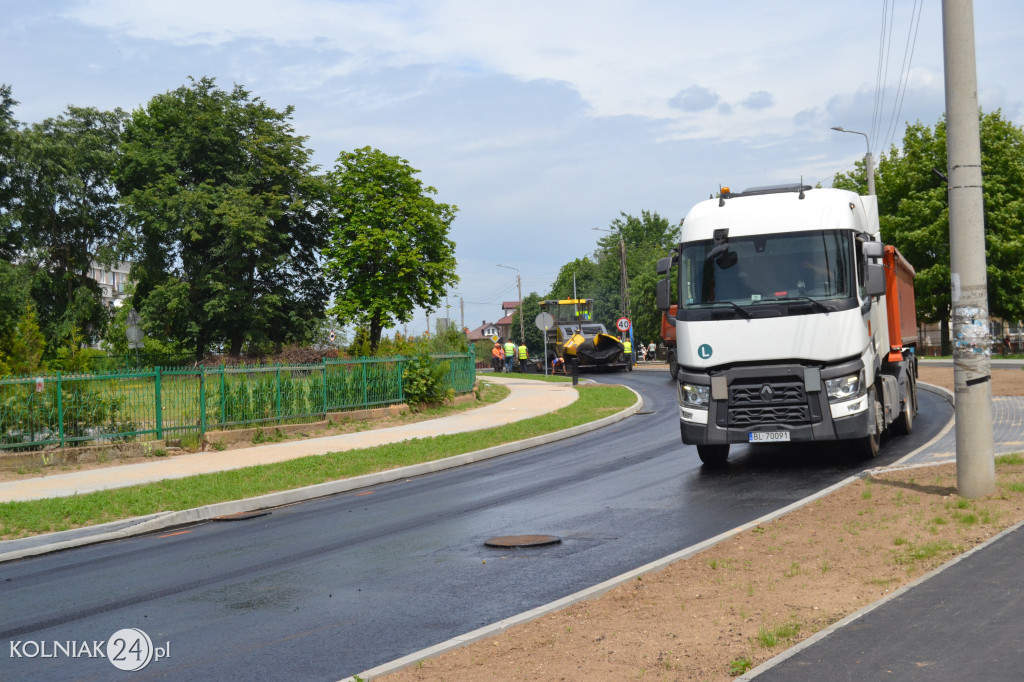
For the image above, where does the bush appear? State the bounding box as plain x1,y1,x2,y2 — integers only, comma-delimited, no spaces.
402,350,452,409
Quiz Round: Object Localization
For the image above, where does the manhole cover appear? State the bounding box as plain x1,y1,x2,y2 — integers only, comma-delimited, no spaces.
211,510,271,522
484,534,561,549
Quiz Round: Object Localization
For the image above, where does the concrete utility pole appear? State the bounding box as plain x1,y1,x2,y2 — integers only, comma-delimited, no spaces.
831,126,876,196
943,0,995,497
594,227,631,321
497,264,524,345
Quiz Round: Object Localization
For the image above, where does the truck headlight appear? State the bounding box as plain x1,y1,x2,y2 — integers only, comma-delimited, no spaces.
679,382,710,407
825,372,862,402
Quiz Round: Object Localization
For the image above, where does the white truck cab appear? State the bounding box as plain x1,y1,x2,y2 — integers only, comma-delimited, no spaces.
656,184,918,465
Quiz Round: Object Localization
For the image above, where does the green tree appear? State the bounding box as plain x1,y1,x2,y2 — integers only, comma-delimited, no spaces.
593,211,680,344
118,77,328,360
508,292,546,358
8,105,127,348
0,84,18,257
4,303,46,376
324,147,459,352
548,257,603,302
0,261,30,374
834,110,1024,352
549,212,679,345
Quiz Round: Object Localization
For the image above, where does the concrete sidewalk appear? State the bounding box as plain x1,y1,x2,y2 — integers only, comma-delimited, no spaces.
0,375,578,503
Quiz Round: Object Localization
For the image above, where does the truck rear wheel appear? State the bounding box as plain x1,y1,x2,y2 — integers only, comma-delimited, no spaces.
697,444,729,467
893,372,917,436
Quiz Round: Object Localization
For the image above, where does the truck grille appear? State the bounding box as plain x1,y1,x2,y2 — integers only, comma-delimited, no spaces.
727,380,812,427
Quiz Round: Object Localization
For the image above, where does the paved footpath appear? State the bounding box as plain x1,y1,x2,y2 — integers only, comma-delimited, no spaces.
0,375,578,503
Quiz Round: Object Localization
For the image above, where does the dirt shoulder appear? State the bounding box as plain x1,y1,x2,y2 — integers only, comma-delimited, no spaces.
918,364,1024,395
385,367,1024,681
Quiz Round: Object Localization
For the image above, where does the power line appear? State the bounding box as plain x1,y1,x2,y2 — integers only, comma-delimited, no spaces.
882,0,924,153
870,0,897,151
870,0,892,149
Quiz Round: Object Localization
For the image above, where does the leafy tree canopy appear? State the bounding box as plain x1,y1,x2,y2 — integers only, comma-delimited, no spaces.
547,211,679,346
5,103,127,349
118,77,328,359
508,292,546,357
834,109,1024,348
324,146,458,351
0,84,18,255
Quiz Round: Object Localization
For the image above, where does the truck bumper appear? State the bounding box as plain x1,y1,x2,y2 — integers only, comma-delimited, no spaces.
677,360,873,446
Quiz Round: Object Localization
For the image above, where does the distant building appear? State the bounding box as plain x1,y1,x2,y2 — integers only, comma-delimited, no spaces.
88,260,131,309
467,320,501,342
466,300,521,343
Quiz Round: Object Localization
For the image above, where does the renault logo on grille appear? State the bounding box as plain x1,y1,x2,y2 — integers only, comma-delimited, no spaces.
759,385,775,402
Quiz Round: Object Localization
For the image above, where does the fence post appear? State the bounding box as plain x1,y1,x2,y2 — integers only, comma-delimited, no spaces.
322,358,329,417
361,358,369,409
275,363,282,424
56,371,64,448
219,365,226,428
397,355,404,403
154,366,163,440
199,367,207,440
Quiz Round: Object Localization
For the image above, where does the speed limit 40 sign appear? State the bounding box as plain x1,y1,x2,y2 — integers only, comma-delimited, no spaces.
615,317,631,333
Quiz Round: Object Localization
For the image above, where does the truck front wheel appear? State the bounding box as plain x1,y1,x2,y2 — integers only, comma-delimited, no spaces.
697,444,729,467
856,387,883,458
668,351,679,379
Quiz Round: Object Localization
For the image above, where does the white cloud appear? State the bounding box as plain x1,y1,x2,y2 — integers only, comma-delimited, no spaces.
63,0,960,142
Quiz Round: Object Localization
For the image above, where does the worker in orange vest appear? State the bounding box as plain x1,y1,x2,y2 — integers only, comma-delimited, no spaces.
491,341,504,372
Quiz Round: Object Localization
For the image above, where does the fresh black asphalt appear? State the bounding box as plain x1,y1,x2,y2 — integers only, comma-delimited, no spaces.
0,371,953,680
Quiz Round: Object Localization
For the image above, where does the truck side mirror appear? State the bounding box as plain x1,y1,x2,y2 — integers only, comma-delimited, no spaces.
861,241,884,259
655,256,673,275
656,277,670,311
865,262,886,297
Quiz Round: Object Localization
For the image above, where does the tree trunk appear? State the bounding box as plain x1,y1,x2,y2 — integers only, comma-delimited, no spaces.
369,314,383,353
940,316,951,356
194,331,206,363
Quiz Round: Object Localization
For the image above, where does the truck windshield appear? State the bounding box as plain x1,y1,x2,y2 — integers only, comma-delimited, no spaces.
679,230,853,308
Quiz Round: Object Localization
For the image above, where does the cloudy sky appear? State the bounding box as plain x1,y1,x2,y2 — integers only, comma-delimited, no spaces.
4,1,1022,336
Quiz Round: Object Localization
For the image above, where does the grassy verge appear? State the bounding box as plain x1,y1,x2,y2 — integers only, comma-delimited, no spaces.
0,383,635,539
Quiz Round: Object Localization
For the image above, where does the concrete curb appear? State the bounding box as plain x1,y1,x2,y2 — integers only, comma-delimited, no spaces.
891,381,955,467
0,384,643,564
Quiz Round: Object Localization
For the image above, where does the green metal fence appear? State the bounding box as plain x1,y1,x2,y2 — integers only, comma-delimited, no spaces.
0,352,476,451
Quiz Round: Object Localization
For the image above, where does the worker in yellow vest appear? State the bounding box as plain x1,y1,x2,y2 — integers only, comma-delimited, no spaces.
517,342,528,373
503,339,516,373
623,338,633,369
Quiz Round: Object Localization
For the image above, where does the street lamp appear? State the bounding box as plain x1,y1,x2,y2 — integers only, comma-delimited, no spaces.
496,264,523,345
831,126,876,196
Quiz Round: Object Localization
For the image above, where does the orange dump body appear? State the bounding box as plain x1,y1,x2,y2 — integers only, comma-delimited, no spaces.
660,304,678,344
883,245,917,362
